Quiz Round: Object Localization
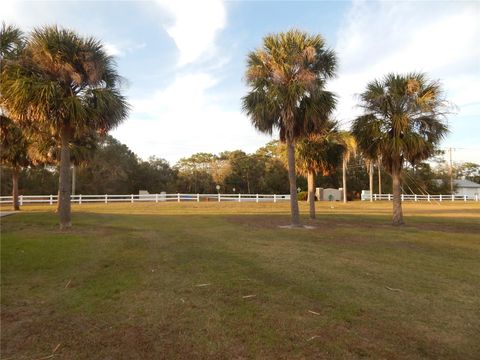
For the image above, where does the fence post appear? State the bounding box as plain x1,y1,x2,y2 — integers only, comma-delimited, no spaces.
177,193,180,202
414,194,417,202
218,193,221,202
155,194,158,203
440,194,442,202
197,193,200,202
464,195,467,202
401,194,404,202
451,194,455,202
79,194,82,205
427,194,430,202
20,195,23,206
274,194,277,203
238,193,241,203
256,194,259,203
106,194,109,204
49,195,53,205
130,194,134,203
388,194,391,201
476,194,479,202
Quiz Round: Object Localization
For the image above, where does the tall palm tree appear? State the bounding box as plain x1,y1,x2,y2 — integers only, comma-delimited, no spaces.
1,24,28,211
338,131,356,203
242,29,337,226
352,73,449,225
0,116,30,210
1,26,129,229
296,123,343,219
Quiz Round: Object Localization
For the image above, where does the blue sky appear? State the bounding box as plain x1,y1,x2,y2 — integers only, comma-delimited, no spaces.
3,0,480,164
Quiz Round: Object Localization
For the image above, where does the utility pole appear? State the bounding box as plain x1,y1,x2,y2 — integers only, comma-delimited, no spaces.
377,158,382,195
449,147,453,194
72,164,76,196
342,157,347,203
369,161,374,202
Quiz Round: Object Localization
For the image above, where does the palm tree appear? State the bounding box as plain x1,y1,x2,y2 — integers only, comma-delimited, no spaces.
242,29,337,226
296,123,343,219
352,73,449,225
338,131,356,203
1,24,28,211
0,116,30,210
1,26,129,229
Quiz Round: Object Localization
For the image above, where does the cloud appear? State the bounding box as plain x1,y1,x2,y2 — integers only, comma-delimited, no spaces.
104,41,146,57
330,0,480,129
104,42,124,57
111,72,271,162
155,0,226,65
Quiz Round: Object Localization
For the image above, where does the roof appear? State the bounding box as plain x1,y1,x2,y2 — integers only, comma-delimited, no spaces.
454,179,480,188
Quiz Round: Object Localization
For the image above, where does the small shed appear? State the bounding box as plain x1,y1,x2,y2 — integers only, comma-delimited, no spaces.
316,187,343,201
454,179,480,199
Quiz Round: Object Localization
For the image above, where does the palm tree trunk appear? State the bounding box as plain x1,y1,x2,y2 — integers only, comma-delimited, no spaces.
58,126,72,230
369,162,374,202
307,171,315,219
392,170,404,226
286,138,301,226
342,157,347,203
12,167,20,211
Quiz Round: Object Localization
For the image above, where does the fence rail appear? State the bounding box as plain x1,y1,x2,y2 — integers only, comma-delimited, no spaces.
362,193,479,202
0,193,291,205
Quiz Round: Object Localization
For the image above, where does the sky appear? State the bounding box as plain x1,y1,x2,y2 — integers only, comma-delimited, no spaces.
2,0,480,165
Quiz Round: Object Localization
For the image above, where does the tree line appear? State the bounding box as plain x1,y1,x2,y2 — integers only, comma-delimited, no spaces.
2,133,473,199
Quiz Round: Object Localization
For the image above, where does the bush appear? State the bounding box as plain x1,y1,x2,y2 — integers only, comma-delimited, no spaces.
297,191,317,201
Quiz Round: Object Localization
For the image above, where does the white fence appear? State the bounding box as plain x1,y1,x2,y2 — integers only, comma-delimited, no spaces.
362,193,479,202
0,193,291,205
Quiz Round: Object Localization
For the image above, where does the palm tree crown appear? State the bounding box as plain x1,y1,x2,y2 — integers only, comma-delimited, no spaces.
352,73,448,173
242,29,337,141
295,121,343,177
1,25,129,136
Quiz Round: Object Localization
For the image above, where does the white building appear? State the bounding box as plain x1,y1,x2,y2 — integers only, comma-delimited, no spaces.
454,179,480,199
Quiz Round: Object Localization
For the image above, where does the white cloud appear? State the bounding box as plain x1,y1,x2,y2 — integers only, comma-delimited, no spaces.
111,0,240,162
111,73,271,162
104,41,146,57
330,0,480,130
104,42,124,57
155,0,226,65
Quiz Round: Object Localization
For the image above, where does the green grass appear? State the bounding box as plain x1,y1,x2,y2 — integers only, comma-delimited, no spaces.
1,201,480,359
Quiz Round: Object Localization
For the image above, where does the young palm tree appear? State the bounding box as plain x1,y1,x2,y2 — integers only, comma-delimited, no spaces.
1,26,129,229
242,29,337,226
296,123,343,219
0,116,30,210
352,73,449,225
338,131,357,203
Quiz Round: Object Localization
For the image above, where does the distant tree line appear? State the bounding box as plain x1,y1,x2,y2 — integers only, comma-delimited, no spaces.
2,134,474,198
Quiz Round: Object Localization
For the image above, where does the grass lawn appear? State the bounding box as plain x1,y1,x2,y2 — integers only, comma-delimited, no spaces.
1,201,479,359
